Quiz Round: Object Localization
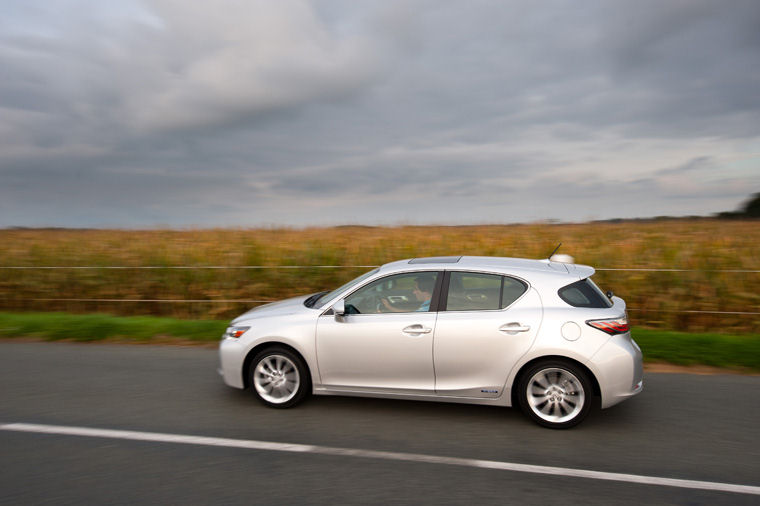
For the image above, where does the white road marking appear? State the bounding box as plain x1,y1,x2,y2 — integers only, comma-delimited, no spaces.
2,422,759,496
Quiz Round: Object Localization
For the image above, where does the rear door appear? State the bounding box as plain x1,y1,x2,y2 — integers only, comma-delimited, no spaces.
433,271,542,398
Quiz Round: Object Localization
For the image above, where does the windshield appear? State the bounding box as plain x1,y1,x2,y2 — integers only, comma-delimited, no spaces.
311,268,380,309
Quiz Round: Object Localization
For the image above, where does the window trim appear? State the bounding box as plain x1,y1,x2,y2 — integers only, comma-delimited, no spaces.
429,271,446,312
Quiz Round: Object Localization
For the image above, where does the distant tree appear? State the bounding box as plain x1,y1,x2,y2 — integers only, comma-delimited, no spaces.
717,192,760,219
743,192,760,217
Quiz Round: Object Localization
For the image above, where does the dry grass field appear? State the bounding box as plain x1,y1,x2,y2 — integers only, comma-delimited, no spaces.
1,219,758,332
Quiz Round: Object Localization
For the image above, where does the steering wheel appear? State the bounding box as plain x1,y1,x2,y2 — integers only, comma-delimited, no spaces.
374,295,387,313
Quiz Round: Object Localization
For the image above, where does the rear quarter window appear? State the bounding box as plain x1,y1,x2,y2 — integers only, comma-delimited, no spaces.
558,278,612,308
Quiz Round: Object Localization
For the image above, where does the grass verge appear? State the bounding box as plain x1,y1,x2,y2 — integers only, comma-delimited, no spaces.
1,312,758,372
0,312,227,343
632,328,760,371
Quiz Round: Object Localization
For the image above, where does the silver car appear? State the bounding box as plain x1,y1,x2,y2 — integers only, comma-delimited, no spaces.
219,256,643,428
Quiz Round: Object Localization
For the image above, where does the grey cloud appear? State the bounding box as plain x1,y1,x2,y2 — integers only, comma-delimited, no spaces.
1,0,759,227
656,157,714,176
1,1,385,134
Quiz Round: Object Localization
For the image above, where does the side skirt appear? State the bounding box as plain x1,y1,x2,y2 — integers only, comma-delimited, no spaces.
312,386,511,407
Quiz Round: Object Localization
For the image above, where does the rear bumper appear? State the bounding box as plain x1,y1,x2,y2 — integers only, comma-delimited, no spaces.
590,333,644,409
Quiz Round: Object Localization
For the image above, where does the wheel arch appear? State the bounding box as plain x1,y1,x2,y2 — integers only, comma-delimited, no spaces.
510,355,601,408
242,341,313,390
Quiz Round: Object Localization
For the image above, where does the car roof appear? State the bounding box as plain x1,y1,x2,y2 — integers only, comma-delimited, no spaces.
379,255,595,281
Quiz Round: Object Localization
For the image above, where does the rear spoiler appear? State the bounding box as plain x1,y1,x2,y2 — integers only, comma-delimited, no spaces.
567,263,595,279
541,257,595,279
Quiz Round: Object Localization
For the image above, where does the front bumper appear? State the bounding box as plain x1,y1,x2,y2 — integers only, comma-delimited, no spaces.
219,337,246,389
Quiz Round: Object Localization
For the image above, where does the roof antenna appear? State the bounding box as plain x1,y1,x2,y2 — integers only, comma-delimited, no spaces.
548,243,575,264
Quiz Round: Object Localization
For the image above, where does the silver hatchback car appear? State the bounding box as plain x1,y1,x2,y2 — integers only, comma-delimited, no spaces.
219,256,643,428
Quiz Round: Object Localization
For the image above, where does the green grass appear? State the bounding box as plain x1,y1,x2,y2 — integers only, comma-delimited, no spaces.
632,328,760,371
1,311,758,371
0,312,227,343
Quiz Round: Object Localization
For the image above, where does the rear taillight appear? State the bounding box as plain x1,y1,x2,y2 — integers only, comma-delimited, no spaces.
586,315,630,335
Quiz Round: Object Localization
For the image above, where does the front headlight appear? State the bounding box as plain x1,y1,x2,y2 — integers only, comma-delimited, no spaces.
223,326,250,339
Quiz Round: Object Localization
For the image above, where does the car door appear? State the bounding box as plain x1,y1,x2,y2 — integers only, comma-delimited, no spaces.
315,271,441,393
433,271,542,398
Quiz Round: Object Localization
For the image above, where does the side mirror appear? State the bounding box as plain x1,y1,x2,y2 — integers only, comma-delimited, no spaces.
606,290,614,299
332,299,346,319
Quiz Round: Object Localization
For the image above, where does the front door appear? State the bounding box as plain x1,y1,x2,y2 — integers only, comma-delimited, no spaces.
315,271,440,393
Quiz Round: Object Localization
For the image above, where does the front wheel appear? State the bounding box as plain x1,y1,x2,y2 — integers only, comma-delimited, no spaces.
250,347,310,408
517,360,593,429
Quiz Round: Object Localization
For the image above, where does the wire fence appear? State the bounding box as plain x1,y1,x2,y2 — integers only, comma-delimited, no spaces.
2,265,760,273
17,299,760,316
3,265,760,325
0,265,380,270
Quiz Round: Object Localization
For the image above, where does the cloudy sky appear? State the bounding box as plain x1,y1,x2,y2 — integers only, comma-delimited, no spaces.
1,0,759,227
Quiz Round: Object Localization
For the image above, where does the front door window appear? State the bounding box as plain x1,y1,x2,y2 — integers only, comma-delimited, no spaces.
344,272,439,314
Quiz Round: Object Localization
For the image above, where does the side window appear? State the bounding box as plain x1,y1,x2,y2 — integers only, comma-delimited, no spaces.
558,278,612,308
447,272,502,311
446,272,527,311
500,276,528,308
344,272,438,314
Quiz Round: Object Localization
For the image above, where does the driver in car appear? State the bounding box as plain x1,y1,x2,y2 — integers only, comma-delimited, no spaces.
381,276,435,312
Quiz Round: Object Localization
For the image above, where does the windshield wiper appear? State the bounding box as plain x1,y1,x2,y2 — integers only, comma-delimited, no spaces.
304,291,329,308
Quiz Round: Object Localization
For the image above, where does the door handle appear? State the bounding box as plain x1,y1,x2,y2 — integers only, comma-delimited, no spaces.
402,324,432,335
499,322,531,334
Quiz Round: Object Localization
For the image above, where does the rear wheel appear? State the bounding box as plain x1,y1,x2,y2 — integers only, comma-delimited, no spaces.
249,347,309,408
517,359,593,429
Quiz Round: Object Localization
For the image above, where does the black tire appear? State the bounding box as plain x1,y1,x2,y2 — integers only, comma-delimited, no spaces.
249,347,310,409
517,359,593,429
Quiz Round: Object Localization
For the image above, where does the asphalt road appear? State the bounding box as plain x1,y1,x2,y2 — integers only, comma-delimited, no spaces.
1,341,758,505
